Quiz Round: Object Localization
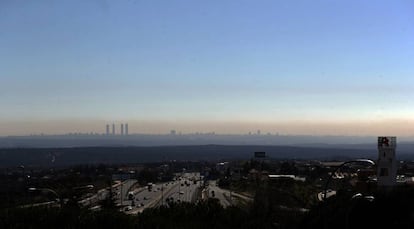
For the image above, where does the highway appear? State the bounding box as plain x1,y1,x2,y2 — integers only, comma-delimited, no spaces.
77,181,135,208
159,174,201,205
205,180,232,207
112,179,138,206
205,180,253,207
76,175,253,212
78,175,252,212
120,173,201,214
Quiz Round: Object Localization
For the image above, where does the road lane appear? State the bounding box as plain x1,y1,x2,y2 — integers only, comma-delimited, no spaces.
206,180,231,207
125,172,201,213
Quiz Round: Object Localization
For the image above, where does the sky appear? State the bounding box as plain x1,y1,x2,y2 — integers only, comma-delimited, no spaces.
1,0,414,136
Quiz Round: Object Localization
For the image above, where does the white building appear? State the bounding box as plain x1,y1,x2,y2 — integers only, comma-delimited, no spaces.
377,136,397,187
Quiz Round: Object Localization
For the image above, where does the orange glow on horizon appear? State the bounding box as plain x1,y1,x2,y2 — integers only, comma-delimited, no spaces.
1,118,414,137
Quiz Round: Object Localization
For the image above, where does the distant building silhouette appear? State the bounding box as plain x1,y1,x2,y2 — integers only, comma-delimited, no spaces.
125,123,128,135
112,123,115,135
106,124,110,135
170,130,176,135
121,124,124,135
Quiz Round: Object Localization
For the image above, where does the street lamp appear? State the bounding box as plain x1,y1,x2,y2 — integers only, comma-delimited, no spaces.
178,180,181,201
161,186,164,206
323,159,375,201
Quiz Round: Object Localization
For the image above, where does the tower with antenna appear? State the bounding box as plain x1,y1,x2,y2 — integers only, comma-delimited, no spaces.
377,136,397,187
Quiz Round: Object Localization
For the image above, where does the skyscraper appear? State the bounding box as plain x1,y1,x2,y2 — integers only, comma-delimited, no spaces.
112,123,115,135
125,123,128,135
121,124,124,135
106,124,110,135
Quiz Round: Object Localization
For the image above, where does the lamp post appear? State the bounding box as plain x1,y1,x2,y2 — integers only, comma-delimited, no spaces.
161,186,164,206
120,181,123,206
178,180,181,201
323,159,375,201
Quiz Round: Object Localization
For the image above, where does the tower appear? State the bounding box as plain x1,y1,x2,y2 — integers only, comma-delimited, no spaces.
377,136,397,187
125,123,128,135
121,124,124,135
112,123,115,135
106,124,110,135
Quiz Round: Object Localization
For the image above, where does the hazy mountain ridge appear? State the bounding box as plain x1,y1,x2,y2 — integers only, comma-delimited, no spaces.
0,144,408,168
2,134,412,148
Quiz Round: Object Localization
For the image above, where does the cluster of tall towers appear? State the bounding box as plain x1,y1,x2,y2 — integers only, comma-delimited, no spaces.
106,123,128,136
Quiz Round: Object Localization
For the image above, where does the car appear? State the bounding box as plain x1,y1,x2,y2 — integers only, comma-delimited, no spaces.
143,197,148,200
179,191,184,195
124,206,132,211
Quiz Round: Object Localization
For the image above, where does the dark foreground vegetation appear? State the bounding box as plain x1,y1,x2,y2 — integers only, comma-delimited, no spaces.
0,199,276,229
3,159,414,228
2,187,414,229
301,187,414,229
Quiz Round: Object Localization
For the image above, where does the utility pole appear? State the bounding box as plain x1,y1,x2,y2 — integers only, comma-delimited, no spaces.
161,186,164,206
230,189,232,205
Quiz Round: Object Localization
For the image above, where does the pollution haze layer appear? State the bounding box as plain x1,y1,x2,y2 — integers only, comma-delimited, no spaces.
2,119,414,137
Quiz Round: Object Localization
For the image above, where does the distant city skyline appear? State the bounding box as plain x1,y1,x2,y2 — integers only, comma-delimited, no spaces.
1,1,414,136
1,119,414,137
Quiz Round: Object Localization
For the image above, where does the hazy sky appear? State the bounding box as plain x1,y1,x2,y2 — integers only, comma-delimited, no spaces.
1,1,414,136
